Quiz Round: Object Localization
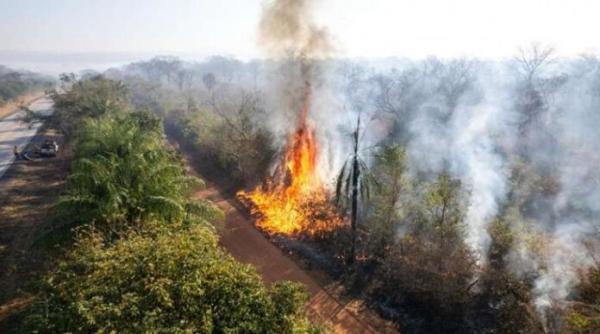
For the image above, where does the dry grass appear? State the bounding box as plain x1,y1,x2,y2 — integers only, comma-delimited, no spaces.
0,129,69,330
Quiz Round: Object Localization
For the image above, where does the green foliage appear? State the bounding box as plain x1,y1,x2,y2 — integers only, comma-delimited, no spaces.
47,74,129,137
170,93,275,185
417,172,467,254
478,265,543,333
55,110,222,234
22,225,322,333
566,311,593,333
24,75,325,333
366,144,408,260
372,172,477,331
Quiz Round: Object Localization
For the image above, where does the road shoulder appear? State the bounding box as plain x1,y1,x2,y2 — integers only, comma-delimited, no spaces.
0,128,69,331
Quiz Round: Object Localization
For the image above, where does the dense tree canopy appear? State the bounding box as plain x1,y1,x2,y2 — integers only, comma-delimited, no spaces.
55,110,222,235
46,74,129,137
23,225,322,334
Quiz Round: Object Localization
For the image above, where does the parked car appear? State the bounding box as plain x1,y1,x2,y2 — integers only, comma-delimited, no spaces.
39,139,58,157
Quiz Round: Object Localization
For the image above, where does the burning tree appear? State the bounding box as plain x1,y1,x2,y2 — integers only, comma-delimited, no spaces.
238,88,343,237
237,0,344,238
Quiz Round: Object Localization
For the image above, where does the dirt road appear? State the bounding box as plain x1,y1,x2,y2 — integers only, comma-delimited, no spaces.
0,97,53,179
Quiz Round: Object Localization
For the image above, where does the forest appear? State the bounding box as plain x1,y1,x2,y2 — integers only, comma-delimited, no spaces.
18,47,596,333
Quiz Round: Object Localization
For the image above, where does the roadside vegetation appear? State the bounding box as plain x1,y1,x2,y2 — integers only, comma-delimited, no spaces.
17,75,324,333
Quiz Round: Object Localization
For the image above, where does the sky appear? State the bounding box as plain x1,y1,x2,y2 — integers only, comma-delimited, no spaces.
1,0,599,63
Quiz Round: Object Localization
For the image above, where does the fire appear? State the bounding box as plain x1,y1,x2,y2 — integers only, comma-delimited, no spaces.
238,99,342,237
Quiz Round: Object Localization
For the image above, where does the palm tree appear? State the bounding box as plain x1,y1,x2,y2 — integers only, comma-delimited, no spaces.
335,114,371,265
56,111,222,235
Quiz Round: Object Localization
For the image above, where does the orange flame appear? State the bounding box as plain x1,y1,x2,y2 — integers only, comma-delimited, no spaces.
238,94,342,236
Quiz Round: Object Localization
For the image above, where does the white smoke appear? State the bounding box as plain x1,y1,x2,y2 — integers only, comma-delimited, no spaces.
257,1,600,322
404,62,511,259
528,57,600,317
533,222,596,312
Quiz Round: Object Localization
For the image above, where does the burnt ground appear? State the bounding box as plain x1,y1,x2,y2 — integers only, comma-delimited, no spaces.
0,129,69,330
169,131,398,333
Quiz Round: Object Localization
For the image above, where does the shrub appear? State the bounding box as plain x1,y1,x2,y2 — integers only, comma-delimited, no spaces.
23,225,323,333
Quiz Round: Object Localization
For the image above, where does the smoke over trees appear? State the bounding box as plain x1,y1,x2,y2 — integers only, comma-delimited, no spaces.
98,39,600,332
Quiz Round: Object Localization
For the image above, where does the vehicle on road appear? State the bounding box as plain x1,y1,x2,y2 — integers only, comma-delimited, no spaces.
39,139,58,157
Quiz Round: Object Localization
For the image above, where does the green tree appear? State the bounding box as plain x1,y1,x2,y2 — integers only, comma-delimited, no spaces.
170,86,275,185
22,225,324,333
477,219,545,334
375,172,476,332
367,144,407,261
420,172,467,270
0,67,53,104
55,111,221,235
44,75,128,137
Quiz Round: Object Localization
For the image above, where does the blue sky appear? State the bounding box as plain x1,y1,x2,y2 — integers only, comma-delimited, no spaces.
0,0,260,56
1,0,599,59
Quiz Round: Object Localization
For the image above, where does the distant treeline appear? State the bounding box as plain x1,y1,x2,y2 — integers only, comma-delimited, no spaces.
0,65,54,105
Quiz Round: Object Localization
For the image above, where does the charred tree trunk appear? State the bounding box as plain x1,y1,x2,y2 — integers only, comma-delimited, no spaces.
348,116,361,265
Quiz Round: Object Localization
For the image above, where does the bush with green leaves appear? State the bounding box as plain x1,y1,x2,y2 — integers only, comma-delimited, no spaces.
366,144,408,262
371,172,477,332
45,74,129,137
23,225,323,333
561,267,600,333
55,110,221,235
168,91,275,186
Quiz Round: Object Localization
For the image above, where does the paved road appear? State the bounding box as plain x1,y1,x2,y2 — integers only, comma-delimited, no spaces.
0,97,53,179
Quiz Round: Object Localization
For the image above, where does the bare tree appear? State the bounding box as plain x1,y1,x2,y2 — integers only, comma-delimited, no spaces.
435,59,476,115
336,113,372,265
513,44,556,138
515,44,555,82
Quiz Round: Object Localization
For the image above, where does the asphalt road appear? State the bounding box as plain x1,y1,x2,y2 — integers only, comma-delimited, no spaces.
0,97,53,179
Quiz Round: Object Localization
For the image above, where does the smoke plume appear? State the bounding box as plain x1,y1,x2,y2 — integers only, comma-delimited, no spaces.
258,0,349,182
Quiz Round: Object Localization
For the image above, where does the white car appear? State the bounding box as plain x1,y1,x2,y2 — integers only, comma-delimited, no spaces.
40,140,58,157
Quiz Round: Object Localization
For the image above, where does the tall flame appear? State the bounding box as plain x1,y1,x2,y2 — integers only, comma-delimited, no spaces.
238,92,342,236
